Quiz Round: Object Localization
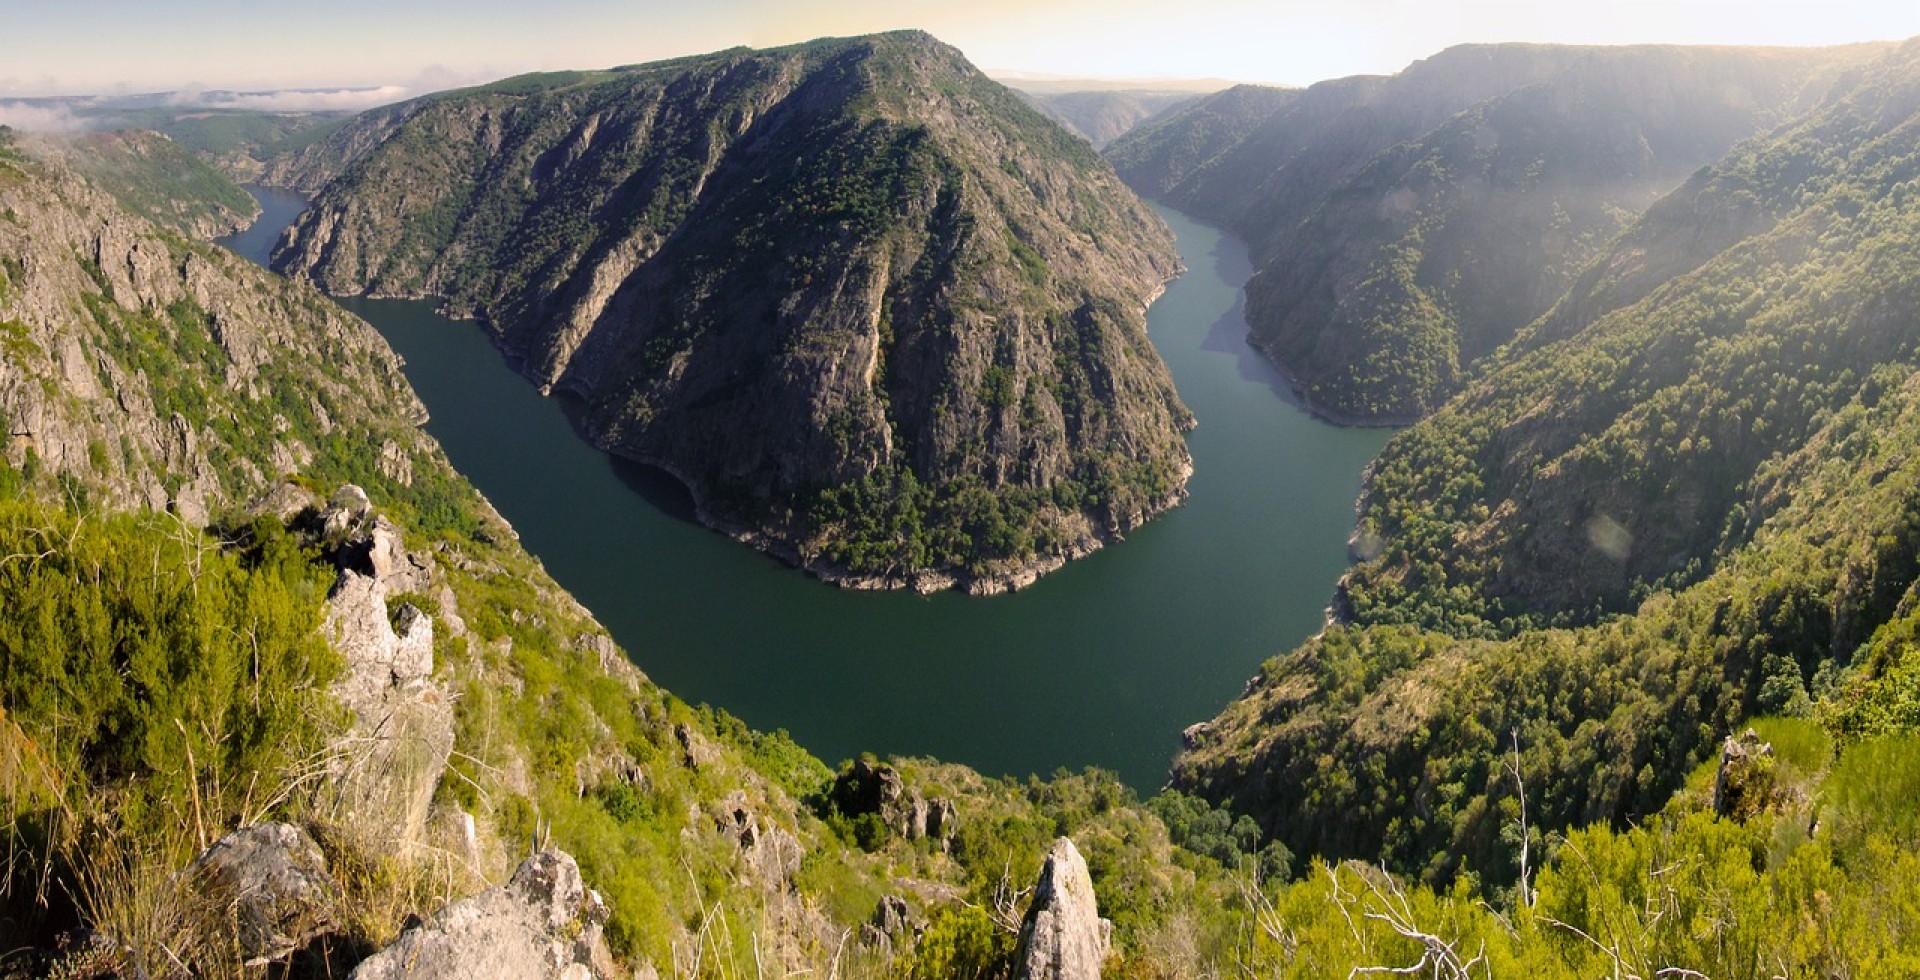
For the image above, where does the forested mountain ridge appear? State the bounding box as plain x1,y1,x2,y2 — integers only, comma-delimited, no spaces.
265,31,1193,593
0,127,429,522
1104,82,1300,202
1175,36,1920,895
1109,42,1884,421
1110,43,1681,245
0,130,1277,978
1346,37,1920,634
23,128,258,239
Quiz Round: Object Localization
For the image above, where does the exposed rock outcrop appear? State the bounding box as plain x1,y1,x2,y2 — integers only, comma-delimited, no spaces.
872,893,913,937
0,139,428,525
1013,837,1109,980
319,484,441,596
186,823,342,966
317,488,455,853
675,722,719,772
830,758,958,849
717,791,804,888
350,848,613,980
859,893,918,953
1712,729,1776,821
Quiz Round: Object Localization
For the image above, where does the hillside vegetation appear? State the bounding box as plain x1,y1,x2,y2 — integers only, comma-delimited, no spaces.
1176,38,1920,916
111,106,354,182
265,32,1193,593
28,129,258,239
1110,43,1881,421
0,126,430,522
8,55,1920,976
0,125,1248,978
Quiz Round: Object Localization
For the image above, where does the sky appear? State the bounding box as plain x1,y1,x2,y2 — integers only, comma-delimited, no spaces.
6,0,1920,105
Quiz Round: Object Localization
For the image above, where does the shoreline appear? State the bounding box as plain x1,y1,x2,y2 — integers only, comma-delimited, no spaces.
1245,333,1424,429
591,438,1195,597
314,257,1201,598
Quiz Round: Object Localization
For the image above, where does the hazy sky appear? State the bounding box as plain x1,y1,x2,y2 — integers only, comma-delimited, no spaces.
8,0,1920,101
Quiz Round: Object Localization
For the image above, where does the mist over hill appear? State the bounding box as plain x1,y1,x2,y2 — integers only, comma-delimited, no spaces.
1111,42,1886,421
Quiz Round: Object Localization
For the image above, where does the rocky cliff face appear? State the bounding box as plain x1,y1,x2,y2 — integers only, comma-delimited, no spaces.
0,133,430,520
30,129,261,240
1109,43,1883,422
266,31,1191,593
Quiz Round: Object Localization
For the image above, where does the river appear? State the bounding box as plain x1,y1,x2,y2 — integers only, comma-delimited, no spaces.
223,187,1390,791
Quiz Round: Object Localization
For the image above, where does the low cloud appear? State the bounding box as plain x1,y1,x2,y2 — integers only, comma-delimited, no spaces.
1,64,502,125
1586,513,1633,563
198,86,411,112
181,65,494,112
0,102,89,133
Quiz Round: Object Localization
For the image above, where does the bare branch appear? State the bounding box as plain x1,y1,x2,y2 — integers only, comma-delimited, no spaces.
1507,727,1534,908
1342,863,1481,980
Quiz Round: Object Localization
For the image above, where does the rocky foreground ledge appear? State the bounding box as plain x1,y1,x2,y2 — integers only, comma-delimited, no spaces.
183,822,611,979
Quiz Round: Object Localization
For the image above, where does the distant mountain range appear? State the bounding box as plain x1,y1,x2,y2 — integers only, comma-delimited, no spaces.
1176,38,1920,901
1111,42,1889,421
1,86,404,112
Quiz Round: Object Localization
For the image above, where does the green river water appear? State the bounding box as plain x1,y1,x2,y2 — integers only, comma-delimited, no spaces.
225,188,1391,790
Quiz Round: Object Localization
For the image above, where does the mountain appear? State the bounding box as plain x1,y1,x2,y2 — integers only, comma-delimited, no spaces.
7,66,1920,979
105,105,355,182
265,31,1192,593
1173,37,1920,885
1110,44,1623,244
28,129,259,238
1004,84,1205,148
1104,83,1299,200
1109,43,1882,421
0,126,429,522
0,125,1266,979
0,94,355,183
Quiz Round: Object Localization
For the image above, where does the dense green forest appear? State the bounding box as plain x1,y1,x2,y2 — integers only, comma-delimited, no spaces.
1174,41,1920,967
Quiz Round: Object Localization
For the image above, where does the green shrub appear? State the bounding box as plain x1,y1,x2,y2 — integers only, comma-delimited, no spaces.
896,904,1016,980
1825,734,1920,857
